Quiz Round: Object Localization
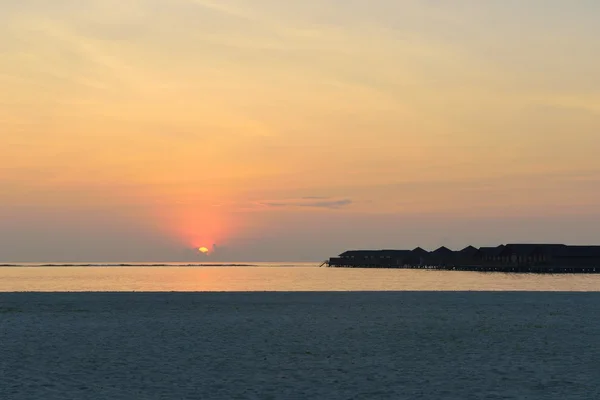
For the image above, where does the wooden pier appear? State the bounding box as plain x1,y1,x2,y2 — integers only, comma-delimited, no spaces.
326,262,599,274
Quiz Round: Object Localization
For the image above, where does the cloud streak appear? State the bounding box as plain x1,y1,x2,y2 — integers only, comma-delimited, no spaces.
257,197,353,210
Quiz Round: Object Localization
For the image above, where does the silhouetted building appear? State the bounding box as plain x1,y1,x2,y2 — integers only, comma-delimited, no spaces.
327,244,600,273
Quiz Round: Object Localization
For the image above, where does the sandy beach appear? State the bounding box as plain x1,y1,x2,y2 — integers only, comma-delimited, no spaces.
1,292,599,399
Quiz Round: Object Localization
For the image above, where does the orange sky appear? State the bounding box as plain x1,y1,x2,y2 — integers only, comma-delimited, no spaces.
1,1,600,261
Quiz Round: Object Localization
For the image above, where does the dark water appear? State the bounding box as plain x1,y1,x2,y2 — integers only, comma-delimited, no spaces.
1,292,599,399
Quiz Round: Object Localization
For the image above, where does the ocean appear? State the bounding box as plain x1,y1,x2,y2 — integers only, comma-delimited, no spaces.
1,263,600,291
1,264,599,399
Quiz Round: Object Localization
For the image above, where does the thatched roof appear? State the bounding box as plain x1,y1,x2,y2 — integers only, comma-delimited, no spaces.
460,245,479,255
557,246,600,257
432,246,454,255
339,249,413,257
479,245,505,257
503,244,566,256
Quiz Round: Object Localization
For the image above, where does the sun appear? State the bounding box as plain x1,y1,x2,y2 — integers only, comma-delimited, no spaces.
198,247,210,254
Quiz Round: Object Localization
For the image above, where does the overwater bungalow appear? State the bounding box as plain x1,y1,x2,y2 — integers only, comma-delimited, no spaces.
326,244,600,273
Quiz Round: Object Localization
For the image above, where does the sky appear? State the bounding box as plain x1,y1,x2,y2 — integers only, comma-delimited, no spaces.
1,0,600,262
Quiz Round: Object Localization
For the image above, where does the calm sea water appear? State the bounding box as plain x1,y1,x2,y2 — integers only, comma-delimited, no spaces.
1,263,600,291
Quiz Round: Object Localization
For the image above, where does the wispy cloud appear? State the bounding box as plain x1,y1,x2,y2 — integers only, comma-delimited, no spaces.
256,197,353,209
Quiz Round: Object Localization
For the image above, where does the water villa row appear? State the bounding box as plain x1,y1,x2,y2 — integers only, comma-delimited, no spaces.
326,244,600,273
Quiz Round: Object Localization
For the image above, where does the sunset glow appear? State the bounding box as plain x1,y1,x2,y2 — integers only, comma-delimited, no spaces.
1,1,600,262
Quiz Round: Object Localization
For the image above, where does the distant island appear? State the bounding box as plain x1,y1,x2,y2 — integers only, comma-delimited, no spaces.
326,244,600,273
0,263,259,267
